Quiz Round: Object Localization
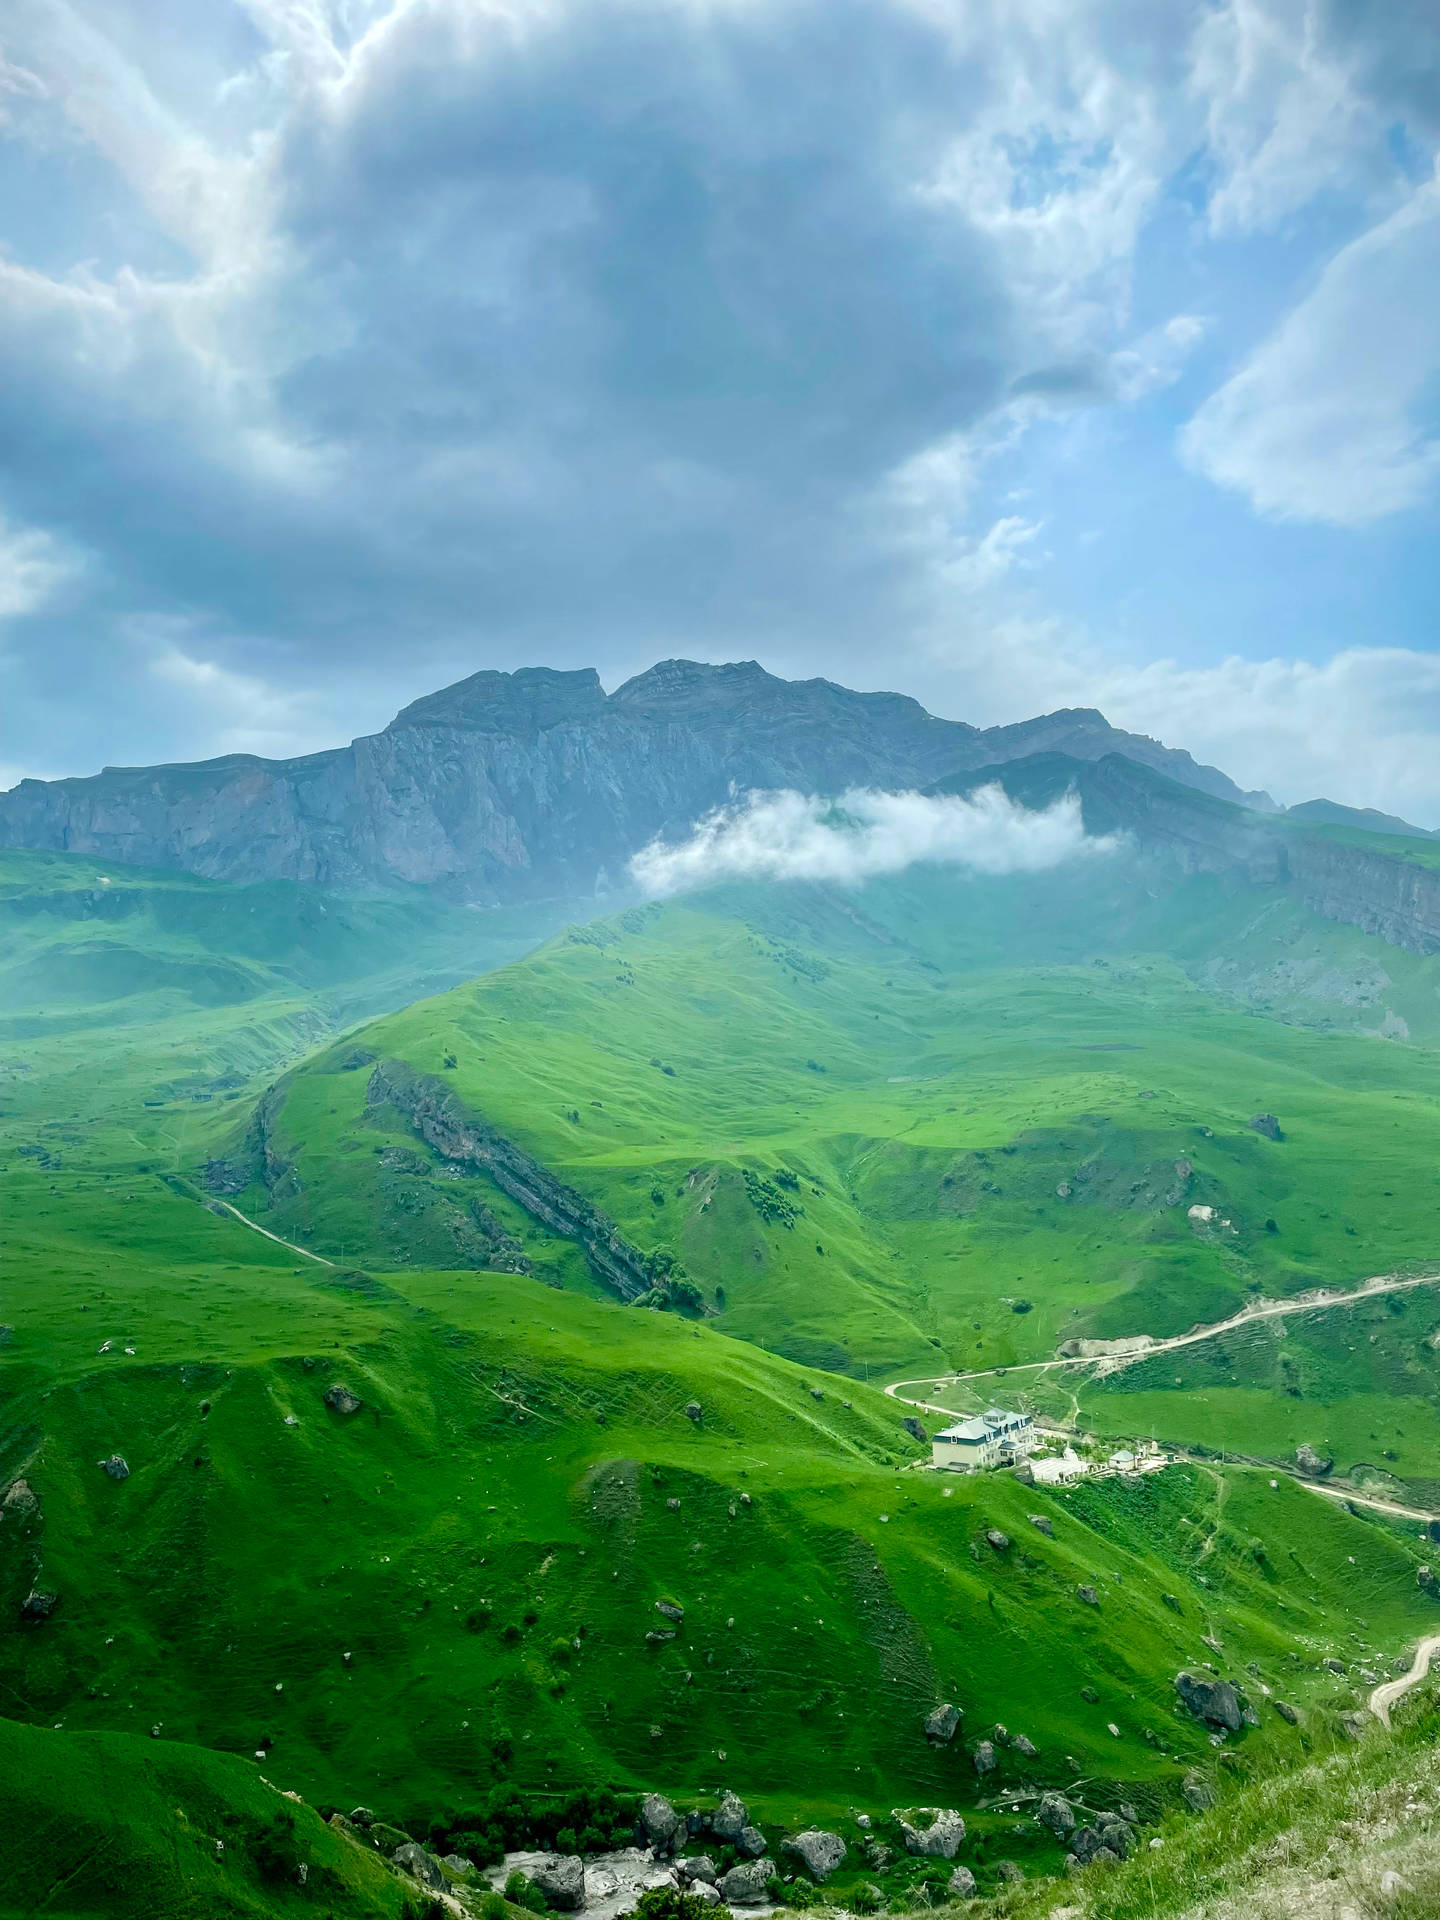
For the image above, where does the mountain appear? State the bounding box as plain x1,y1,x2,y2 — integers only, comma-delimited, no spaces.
1287,797,1438,840
0,659,1272,901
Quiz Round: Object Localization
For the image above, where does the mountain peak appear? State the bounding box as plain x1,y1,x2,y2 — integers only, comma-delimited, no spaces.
387,665,606,733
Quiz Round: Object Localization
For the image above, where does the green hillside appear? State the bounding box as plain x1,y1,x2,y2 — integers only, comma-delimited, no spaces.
0,1715,410,1919
220,866,1440,1502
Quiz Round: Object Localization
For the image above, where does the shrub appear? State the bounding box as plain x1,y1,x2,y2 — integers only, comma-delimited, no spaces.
633,1887,716,1920
850,1884,884,1913
505,1870,548,1914
783,1880,819,1908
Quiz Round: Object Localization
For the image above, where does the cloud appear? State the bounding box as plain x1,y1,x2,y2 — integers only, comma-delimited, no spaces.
0,515,75,620
1180,176,1440,523
630,784,1114,896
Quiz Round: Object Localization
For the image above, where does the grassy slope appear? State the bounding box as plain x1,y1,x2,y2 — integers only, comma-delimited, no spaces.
0,1715,409,1920
239,867,1440,1496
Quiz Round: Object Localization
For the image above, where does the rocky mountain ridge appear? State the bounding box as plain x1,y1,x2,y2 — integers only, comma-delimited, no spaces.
0,658,1272,902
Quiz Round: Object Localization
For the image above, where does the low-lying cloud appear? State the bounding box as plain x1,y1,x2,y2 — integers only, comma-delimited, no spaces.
630,784,1113,897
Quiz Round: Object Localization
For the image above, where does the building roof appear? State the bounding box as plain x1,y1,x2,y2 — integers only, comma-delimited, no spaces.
935,1407,1031,1442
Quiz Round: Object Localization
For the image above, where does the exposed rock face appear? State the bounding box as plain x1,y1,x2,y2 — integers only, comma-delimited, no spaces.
1296,1443,1334,1476
324,1385,362,1415
718,1859,774,1905
392,1842,447,1890
897,1809,966,1858
902,1416,926,1443
0,661,1269,901
529,1855,587,1910
1175,1671,1242,1731
924,1703,961,1743
362,1059,653,1303
782,1831,847,1881
1249,1113,1284,1141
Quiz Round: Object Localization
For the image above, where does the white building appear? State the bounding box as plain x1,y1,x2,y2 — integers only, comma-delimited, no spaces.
1028,1447,1090,1486
932,1407,1036,1473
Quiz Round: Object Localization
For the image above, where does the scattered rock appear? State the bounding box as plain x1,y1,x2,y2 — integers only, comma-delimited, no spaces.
1324,1659,1347,1675
1028,1514,1053,1536
1336,1711,1369,1741
1175,1671,1242,1732
718,1859,773,1905
782,1831,846,1881
684,1401,702,1423
994,1861,1025,1884
1273,1701,1300,1725
324,1384,362,1415
655,1600,685,1622
972,1741,996,1775
392,1842,447,1890
2,1478,39,1518
986,1530,1010,1553
1012,1733,1037,1758
1162,1593,1182,1613
736,1827,767,1859
666,1498,681,1512
1249,1114,1283,1141
897,1809,966,1859
924,1703,961,1743
98,1454,130,1481
1181,1773,1215,1814
641,1794,681,1852
1418,1566,1437,1592
646,1630,676,1645
710,1792,748,1842
687,1880,721,1907
1296,1443,1333,1477
946,1866,977,1899
676,1857,719,1885
442,1854,478,1882
1036,1794,1076,1839
529,1855,586,1910
902,1416,926,1442
1077,1585,1099,1606
810,1388,824,1401
21,1587,57,1620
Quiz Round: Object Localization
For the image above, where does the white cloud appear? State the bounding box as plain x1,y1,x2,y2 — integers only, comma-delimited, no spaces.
0,516,76,619
1180,175,1440,523
147,637,318,759
630,784,1114,896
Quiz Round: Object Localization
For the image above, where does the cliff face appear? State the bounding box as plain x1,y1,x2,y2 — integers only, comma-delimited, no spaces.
0,658,1268,902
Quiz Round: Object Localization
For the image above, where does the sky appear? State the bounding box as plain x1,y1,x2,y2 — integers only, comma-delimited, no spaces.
2,0,1439,818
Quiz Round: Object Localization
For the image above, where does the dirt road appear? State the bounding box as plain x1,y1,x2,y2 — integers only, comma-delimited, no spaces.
1370,1634,1440,1727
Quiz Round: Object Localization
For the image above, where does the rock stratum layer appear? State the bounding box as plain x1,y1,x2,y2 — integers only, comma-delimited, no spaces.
0,658,1269,902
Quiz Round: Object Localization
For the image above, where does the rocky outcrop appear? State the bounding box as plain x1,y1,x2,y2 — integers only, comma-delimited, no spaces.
392,1842,447,1890
324,1384,362,1415
897,1810,966,1859
1175,1672,1242,1731
0,661,1269,901
782,1831,846,1881
1296,1443,1334,1477
529,1855,587,1910
924,1703,961,1743
366,1058,653,1301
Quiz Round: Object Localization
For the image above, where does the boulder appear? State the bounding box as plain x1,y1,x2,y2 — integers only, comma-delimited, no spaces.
710,1792,748,1842
530,1854,586,1910
641,1794,682,1851
1323,1658,1347,1675
994,1861,1025,1884
676,1857,719,1885
1077,1585,1099,1606
718,1859,774,1905
1162,1594,1183,1613
370,1824,411,1853
1011,1733,1037,1758
391,1842,446,1890
98,1454,130,1481
1174,1671,1241,1732
902,1416,926,1442
688,1881,721,1906
811,1387,824,1401
986,1530,1010,1553
684,1401,703,1423
1028,1514,1053,1536
1249,1114,1283,1141
1181,1773,1215,1814
1295,1443,1333,1477
736,1826,767,1859
324,1384,362,1415
655,1600,685,1622
946,1867,977,1899
646,1630,676,1646
2,1478,38,1517
972,1741,996,1775
1273,1701,1301,1725
348,1808,375,1828
1093,1815,1134,1859
21,1587,57,1620
783,1831,846,1882
923,1703,961,1744
897,1809,966,1859
1036,1795,1075,1839
1336,1711,1369,1741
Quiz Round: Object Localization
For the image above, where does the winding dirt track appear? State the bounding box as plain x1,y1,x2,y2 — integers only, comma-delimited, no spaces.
1370,1635,1440,1727
885,1268,1440,1407
208,1198,335,1267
